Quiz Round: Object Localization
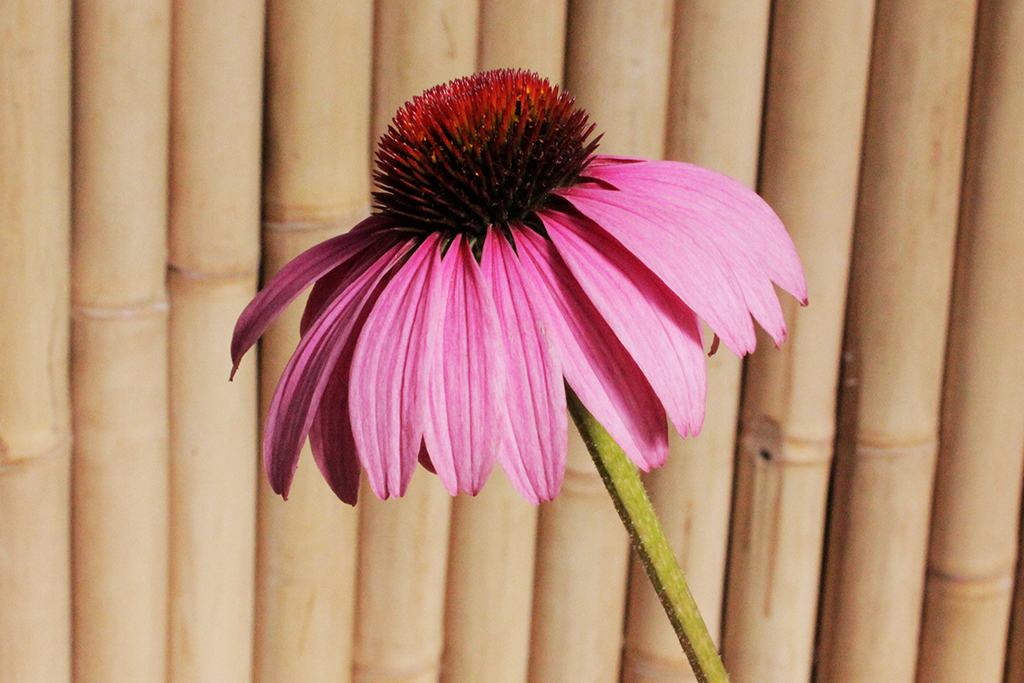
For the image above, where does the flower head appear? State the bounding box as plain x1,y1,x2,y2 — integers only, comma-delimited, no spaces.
231,69,806,505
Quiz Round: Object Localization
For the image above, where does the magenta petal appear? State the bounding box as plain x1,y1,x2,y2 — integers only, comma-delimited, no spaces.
542,210,706,447
230,214,395,377
420,235,506,496
556,187,761,354
262,240,404,498
564,158,807,351
481,227,567,502
511,226,668,470
299,230,404,337
307,332,365,506
589,158,807,305
349,234,446,499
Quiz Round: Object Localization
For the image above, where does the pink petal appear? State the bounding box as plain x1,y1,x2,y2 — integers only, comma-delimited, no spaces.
307,331,365,505
421,234,507,496
565,158,807,352
511,226,668,470
262,240,406,498
349,233,446,499
554,187,760,355
542,210,707,447
589,158,807,305
230,214,395,378
480,227,567,502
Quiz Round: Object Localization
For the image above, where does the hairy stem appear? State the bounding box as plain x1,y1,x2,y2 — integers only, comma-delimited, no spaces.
566,389,729,683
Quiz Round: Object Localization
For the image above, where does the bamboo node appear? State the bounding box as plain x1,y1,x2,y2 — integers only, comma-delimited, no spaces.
263,210,371,235
560,460,613,498
926,565,1017,589
71,300,169,320
853,437,936,460
739,417,833,466
0,433,72,468
167,263,259,282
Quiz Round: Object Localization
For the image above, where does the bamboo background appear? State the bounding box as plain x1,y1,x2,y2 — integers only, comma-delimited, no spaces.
1,0,1023,682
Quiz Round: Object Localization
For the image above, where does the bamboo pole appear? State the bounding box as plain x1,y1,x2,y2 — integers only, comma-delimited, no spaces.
720,2,875,682
620,2,771,680
478,0,567,82
527,4,674,681
167,0,264,680
815,0,977,681
915,1,1024,680
254,1,373,681
70,0,170,680
528,444,631,682
353,3,478,682
0,0,72,680
354,476,453,683
434,11,567,683
564,0,674,159
441,470,540,683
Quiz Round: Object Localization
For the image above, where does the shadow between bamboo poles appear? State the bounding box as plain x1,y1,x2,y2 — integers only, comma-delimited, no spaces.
1008,495,1024,683
167,0,264,680
620,2,770,680
253,0,373,680
815,0,977,681
70,0,171,680
436,7,568,683
0,0,72,679
351,3,477,682
720,2,875,682
525,3,673,682
916,1,1024,679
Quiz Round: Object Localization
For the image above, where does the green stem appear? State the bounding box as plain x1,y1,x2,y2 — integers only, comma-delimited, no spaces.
566,389,730,683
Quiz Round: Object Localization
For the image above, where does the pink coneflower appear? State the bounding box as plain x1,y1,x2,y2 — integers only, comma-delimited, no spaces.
231,68,806,506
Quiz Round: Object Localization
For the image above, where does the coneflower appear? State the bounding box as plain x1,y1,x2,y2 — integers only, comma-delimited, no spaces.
231,68,805,508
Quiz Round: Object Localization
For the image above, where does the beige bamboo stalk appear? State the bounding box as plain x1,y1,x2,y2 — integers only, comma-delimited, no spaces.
254,1,373,681
815,1,977,681
435,11,568,683
0,0,72,680
528,449,630,682
353,3,478,682
915,1,1024,680
478,0,567,81
527,4,674,681
167,0,264,680
441,469,540,683
620,2,771,680
70,0,170,681
720,2,876,682
563,0,673,158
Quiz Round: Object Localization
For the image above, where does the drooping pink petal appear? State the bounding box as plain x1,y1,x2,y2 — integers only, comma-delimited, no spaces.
511,225,668,470
230,214,395,377
349,233,446,499
587,158,807,306
307,307,375,505
554,187,762,355
480,227,567,502
308,413,361,505
299,230,405,337
420,234,507,496
563,158,807,353
262,240,407,498
541,210,706,450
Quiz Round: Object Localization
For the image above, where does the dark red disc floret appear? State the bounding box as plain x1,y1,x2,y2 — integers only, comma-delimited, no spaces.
372,69,601,235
